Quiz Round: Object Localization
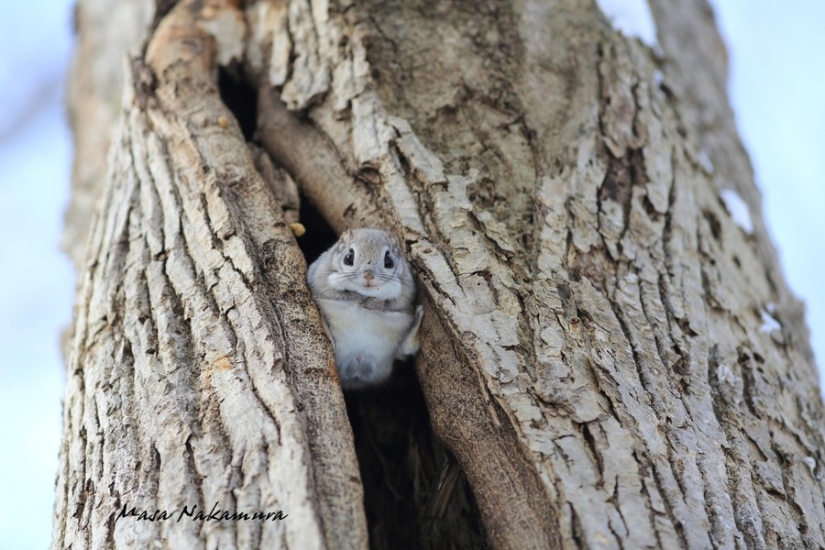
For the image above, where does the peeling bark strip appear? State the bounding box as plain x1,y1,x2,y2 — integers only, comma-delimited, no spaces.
59,0,825,549
54,1,366,549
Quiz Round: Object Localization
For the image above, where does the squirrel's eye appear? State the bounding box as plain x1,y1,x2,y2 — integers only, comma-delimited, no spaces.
384,251,395,269
343,248,355,266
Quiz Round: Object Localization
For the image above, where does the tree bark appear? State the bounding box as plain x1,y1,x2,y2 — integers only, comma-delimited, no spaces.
55,0,825,549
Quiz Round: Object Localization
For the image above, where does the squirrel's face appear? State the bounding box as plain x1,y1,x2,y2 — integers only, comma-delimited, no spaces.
328,230,405,300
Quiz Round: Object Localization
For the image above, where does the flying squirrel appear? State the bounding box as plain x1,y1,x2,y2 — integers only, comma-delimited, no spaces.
307,228,423,389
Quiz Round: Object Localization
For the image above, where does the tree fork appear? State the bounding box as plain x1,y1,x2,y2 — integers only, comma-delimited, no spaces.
57,0,825,548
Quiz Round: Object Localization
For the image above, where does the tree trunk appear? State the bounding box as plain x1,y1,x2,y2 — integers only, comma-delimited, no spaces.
55,0,825,549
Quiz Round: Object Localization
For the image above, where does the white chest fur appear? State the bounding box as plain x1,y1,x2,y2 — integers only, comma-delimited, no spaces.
315,298,415,388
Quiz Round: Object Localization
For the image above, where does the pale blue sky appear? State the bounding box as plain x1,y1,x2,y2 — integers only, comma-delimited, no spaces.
0,1,821,548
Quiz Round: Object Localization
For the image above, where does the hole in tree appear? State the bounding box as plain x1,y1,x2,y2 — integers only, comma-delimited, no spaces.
296,193,338,264
345,371,488,550
218,68,258,141
295,196,488,549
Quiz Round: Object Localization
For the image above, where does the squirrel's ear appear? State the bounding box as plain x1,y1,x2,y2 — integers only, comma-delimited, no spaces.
341,229,352,241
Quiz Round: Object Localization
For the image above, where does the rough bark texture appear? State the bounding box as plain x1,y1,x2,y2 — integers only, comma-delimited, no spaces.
55,1,367,548
56,0,825,549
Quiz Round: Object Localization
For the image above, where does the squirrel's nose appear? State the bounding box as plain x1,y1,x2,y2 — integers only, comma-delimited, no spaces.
364,272,375,281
